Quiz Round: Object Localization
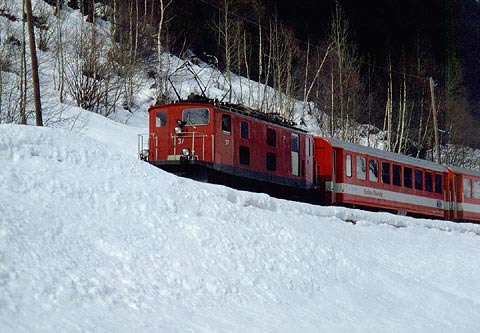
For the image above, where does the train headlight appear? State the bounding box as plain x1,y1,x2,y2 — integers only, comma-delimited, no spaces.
175,126,182,134
140,149,149,160
182,148,190,156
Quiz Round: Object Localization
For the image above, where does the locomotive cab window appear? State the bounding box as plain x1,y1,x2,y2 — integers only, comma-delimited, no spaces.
266,128,276,147
291,134,299,153
369,159,378,182
435,174,443,194
182,108,210,125
356,156,366,180
463,178,472,198
345,154,352,178
241,121,249,139
155,111,167,127
222,114,231,134
381,162,391,184
393,165,402,186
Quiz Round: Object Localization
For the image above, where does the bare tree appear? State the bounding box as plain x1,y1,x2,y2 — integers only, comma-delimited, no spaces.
242,31,252,105
156,0,173,103
328,1,363,140
19,0,27,124
383,54,393,151
55,0,65,103
25,0,43,126
302,40,332,115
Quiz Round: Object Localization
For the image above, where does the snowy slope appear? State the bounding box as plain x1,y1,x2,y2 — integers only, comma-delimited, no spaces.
1,122,480,332
1,0,480,330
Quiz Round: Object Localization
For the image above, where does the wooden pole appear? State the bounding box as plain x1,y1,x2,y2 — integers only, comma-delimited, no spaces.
25,0,43,126
429,77,440,163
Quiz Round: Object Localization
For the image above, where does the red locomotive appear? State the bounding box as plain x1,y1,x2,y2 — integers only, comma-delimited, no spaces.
139,95,480,223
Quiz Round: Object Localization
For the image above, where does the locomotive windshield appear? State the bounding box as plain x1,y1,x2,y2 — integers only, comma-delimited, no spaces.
182,108,210,126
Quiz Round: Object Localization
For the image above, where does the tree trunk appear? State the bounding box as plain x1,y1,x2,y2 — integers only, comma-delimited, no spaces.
56,0,64,103
157,0,165,102
257,13,262,109
397,71,407,154
19,0,27,124
430,77,440,163
383,55,393,151
223,0,232,102
25,0,43,126
243,31,251,106
331,66,334,136
261,19,273,112
302,39,310,114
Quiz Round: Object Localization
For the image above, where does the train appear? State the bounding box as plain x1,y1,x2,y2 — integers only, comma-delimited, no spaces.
138,94,480,223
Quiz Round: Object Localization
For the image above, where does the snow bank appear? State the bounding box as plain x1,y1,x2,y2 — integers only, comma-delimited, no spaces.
1,124,480,332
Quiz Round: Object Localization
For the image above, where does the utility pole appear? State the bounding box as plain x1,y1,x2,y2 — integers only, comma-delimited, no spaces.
429,77,440,164
25,0,43,126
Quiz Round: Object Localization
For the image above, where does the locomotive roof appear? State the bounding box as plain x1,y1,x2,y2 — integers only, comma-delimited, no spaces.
325,137,447,172
174,95,307,133
217,103,307,133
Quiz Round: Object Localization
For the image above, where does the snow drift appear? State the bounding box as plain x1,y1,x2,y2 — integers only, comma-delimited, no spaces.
1,124,480,332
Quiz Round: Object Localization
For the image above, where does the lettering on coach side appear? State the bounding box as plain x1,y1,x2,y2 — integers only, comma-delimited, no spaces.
363,188,383,198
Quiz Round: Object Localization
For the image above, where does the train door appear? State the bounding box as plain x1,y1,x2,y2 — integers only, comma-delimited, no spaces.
331,149,337,204
216,113,234,165
304,137,313,183
291,134,299,176
452,174,458,220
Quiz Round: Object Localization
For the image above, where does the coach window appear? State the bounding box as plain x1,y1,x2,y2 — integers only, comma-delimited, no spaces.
463,178,472,198
393,165,402,186
474,180,480,199
369,159,378,182
381,162,391,184
415,169,424,191
266,128,276,147
222,114,231,134
345,154,352,177
434,174,443,194
425,172,433,192
239,146,250,166
356,156,366,180
266,152,276,171
404,167,413,189
155,111,167,127
241,121,249,139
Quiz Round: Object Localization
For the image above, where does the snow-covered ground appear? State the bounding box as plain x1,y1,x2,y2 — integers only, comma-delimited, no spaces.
1,116,480,332
1,1,480,331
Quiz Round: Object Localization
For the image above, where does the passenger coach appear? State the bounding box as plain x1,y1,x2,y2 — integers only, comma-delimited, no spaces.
449,166,480,221
314,138,448,219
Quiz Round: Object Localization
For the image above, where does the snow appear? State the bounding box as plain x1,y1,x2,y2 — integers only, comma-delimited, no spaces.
1,1,480,330
1,121,480,332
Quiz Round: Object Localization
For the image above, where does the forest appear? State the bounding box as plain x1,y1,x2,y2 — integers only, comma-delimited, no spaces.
1,0,479,168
